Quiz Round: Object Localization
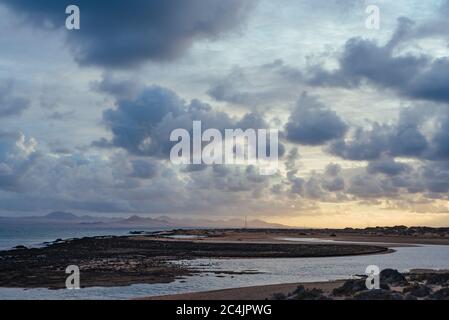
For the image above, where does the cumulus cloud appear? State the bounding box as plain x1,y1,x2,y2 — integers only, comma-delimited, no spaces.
285,93,347,145
326,105,449,162
0,0,256,68
367,158,412,176
100,85,234,157
0,132,38,190
308,18,449,104
97,82,284,161
328,123,425,161
91,73,144,100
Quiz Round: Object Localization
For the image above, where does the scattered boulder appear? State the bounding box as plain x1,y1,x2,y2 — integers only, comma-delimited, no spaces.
333,279,367,296
293,285,328,300
424,273,449,286
380,269,408,286
271,293,287,300
403,284,432,298
333,278,389,296
353,289,404,300
430,288,449,300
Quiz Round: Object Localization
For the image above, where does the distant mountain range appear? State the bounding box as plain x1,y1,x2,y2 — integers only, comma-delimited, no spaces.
0,211,290,229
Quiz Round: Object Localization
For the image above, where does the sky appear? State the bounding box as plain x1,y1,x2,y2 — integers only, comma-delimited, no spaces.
1,0,449,227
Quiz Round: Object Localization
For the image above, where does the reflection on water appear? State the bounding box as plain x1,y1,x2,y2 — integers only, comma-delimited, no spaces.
0,244,448,300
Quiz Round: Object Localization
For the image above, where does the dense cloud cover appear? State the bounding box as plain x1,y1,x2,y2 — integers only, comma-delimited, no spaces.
2,1,449,221
285,94,347,146
327,105,449,162
98,84,280,158
0,0,256,68
0,80,30,117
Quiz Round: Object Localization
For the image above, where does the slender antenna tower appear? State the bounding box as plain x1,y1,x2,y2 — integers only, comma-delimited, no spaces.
244,216,248,229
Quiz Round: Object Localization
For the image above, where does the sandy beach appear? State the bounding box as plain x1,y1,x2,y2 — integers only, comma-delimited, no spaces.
143,280,345,300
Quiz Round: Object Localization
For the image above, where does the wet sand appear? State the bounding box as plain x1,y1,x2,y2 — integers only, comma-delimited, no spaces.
143,281,345,300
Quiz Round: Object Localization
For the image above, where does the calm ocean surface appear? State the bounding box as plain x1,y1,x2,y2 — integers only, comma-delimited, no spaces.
0,227,448,300
0,224,164,250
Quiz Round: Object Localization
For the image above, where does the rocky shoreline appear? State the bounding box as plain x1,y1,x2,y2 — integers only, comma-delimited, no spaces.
0,234,388,290
270,269,449,300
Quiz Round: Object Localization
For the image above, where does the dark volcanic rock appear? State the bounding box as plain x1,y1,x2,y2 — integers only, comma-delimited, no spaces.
424,273,449,286
333,279,367,296
293,285,329,300
333,279,389,296
403,284,432,298
430,288,449,300
353,289,404,300
271,293,287,300
380,269,408,286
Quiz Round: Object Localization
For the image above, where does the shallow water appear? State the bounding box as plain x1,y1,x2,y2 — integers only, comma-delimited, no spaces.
0,244,448,300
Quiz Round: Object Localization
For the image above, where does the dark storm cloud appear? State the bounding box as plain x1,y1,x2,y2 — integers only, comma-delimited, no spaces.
367,158,411,176
0,80,30,117
430,111,449,160
347,160,449,199
98,83,284,160
308,35,428,90
100,85,233,157
0,0,256,68
285,93,347,146
328,123,428,161
406,58,449,103
420,161,449,194
308,18,449,104
91,73,144,100
326,105,449,162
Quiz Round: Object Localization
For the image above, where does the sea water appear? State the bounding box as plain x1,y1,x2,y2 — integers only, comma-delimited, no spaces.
0,223,163,250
